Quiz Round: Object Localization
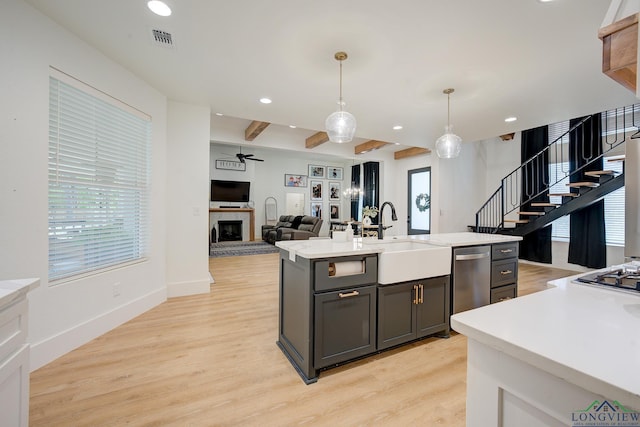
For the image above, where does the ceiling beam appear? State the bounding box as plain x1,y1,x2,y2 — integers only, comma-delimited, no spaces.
394,147,431,160
354,140,391,154
244,121,270,141
305,131,329,149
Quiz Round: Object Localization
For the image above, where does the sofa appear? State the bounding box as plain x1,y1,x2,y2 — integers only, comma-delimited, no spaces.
262,215,323,244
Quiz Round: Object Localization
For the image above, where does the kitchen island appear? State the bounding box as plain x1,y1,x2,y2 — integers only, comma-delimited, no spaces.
275,232,522,383
451,272,640,426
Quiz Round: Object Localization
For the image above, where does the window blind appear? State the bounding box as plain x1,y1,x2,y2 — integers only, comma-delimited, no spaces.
547,116,625,246
548,121,571,240
48,74,151,282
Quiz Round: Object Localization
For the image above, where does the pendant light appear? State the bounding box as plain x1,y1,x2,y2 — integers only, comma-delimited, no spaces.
435,88,462,159
325,52,357,143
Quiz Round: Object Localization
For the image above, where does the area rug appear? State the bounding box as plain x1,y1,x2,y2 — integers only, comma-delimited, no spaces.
209,241,280,258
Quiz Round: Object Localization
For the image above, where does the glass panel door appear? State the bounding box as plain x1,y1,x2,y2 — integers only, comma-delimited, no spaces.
408,167,431,235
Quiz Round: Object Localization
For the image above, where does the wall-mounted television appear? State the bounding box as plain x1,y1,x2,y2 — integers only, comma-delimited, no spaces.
211,180,250,203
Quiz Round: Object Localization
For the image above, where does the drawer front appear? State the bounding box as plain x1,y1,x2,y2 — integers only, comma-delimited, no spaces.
491,259,518,288
314,255,378,292
492,242,519,261
491,284,517,303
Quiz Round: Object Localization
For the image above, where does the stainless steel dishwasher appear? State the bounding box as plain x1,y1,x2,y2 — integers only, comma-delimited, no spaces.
452,245,491,314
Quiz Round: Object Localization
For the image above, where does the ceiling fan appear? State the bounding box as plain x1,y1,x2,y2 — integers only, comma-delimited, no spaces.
235,152,264,163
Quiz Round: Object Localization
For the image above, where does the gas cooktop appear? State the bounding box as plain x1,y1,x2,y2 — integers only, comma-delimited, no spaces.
576,266,640,295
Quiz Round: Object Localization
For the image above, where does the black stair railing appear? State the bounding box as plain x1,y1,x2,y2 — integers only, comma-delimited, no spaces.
475,103,639,233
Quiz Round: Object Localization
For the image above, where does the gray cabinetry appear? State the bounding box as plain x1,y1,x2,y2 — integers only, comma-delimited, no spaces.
378,276,450,351
277,251,378,384
490,242,519,302
278,248,452,384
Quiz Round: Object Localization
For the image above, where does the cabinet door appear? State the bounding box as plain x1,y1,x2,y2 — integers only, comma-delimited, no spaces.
314,285,377,369
416,276,449,339
377,282,417,350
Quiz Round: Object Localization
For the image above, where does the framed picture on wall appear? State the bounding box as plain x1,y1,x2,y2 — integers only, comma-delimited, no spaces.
329,181,341,200
330,203,340,220
327,167,343,180
308,164,326,179
284,174,307,187
311,202,323,219
310,180,322,201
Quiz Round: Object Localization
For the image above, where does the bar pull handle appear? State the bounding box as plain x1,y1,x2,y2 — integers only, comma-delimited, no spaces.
419,284,424,304
413,285,418,305
456,252,490,261
500,270,513,275
500,249,513,254
339,290,360,298
498,296,512,302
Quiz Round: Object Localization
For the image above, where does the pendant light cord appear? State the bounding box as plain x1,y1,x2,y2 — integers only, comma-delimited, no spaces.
447,92,451,127
339,59,343,112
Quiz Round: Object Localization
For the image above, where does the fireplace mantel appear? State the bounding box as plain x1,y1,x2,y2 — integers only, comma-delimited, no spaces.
209,208,255,241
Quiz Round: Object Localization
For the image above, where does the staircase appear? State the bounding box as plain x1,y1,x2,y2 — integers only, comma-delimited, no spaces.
474,104,638,237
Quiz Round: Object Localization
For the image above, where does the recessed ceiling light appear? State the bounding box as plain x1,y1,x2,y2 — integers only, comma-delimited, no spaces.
289,125,297,129
147,1,172,16
215,112,224,116
259,98,272,104
394,142,401,145
392,125,403,130
505,117,517,123
538,0,554,3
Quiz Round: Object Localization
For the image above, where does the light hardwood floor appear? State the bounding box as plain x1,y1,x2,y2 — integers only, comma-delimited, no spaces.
29,254,577,426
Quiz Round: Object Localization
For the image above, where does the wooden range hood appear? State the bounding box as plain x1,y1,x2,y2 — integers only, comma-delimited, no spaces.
599,9,639,95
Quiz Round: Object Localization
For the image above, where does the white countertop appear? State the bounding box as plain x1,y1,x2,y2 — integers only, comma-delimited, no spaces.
275,232,521,259
406,232,522,247
275,238,384,259
0,278,39,308
451,272,640,409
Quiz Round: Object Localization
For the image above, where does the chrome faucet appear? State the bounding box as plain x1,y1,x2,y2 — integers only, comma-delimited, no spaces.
378,201,398,239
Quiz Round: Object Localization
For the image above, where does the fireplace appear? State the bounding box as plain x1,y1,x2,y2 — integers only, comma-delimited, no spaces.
218,220,243,242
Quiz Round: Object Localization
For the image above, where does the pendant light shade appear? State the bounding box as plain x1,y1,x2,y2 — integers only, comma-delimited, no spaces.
435,88,462,159
326,52,356,143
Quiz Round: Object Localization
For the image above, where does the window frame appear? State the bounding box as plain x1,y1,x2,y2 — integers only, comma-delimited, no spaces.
48,69,152,284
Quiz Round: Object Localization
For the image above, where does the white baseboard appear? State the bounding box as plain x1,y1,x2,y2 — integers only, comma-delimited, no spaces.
166,278,210,298
30,288,166,371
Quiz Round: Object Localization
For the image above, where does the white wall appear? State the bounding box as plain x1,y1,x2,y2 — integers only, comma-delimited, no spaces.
436,141,489,232
483,134,522,197
166,102,211,297
0,0,168,370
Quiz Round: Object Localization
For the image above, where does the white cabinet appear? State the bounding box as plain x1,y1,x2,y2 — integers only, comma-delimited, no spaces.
0,279,38,427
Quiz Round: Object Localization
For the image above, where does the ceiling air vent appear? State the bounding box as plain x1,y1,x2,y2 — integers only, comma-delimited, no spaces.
151,29,174,48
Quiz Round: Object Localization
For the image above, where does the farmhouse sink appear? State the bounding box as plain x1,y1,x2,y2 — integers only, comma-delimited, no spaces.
376,240,452,284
